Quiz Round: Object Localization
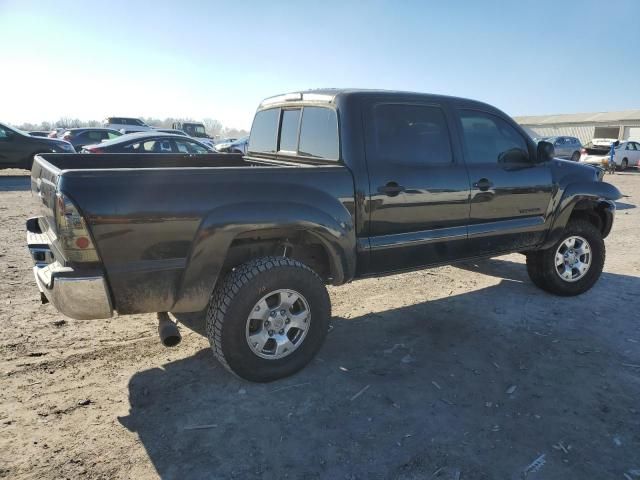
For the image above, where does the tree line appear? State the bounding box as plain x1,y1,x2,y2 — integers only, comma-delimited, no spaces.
15,117,248,139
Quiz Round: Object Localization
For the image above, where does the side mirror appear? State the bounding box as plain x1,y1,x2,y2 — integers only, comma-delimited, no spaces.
537,140,554,162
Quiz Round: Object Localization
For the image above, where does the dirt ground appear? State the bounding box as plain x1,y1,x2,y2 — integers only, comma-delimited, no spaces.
1,168,639,480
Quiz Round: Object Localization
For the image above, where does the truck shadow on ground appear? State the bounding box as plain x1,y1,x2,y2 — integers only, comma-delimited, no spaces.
0,175,30,192
119,258,640,480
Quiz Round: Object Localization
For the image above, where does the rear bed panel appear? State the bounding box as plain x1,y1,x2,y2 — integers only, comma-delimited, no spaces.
32,154,356,314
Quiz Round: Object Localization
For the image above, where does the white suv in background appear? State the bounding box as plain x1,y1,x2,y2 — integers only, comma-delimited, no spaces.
103,117,154,134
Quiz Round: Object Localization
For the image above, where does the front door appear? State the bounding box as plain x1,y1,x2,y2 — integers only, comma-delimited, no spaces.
364,100,471,274
456,109,554,255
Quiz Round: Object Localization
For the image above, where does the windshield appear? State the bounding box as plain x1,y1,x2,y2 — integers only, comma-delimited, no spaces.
194,125,206,135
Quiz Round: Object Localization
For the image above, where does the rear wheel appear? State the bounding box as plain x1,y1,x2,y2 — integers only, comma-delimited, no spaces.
570,151,580,162
526,219,605,296
206,256,330,382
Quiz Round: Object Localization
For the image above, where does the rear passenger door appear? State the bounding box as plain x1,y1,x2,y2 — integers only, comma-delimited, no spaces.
364,101,471,273
457,109,554,255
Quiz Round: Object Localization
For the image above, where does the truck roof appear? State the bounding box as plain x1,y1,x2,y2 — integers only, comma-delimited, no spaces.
258,88,496,112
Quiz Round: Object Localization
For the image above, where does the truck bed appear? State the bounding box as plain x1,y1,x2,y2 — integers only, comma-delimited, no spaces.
30,152,356,315
34,152,263,171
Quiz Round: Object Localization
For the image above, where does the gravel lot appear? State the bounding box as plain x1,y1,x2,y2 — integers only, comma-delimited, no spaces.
1,168,639,480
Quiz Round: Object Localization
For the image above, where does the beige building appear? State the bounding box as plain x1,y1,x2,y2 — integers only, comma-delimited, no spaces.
514,110,640,144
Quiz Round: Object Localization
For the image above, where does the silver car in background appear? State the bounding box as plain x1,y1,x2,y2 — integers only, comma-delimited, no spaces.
534,136,582,161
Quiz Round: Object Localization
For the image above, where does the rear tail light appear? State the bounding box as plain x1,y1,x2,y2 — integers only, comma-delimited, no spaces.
55,193,99,262
86,146,104,154
580,148,586,154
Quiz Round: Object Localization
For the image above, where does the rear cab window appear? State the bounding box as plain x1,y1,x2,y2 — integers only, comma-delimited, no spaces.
248,105,339,161
278,109,301,153
298,107,339,160
248,108,280,154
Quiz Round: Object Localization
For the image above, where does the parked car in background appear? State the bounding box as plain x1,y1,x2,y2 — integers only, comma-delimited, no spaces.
81,132,213,154
172,122,207,138
156,129,188,136
0,122,75,169
214,136,249,154
61,128,123,152
48,128,67,138
535,136,582,161
171,122,216,149
103,117,154,134
29,131,50,137
580,140,640,170
215,137,237,144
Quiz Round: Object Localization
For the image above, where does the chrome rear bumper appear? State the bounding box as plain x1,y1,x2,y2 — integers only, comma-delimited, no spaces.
27,216,113,320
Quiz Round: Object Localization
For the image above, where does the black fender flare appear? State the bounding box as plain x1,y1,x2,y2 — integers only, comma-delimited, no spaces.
541,181,621,249
171,201,356,312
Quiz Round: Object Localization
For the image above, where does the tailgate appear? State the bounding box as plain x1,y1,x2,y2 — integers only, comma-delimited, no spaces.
30,155,62,248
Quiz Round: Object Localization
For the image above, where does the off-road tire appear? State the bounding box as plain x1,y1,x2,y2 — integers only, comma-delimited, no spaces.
206,256,330,382
526,219,605,296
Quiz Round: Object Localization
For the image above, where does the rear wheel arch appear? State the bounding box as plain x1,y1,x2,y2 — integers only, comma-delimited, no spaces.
172,215,355,313
222,228,343,284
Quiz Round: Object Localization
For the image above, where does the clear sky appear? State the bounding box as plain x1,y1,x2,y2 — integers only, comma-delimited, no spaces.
1,0,638,129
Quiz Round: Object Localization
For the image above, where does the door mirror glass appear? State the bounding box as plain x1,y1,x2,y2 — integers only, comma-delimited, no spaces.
537,140,555,162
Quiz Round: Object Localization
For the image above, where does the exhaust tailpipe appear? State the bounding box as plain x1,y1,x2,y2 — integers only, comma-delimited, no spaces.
157,312,181,347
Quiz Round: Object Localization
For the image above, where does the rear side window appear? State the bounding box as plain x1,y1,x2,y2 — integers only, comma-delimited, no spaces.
130,139,173,152
249,108,280,154
459,110,529,164
298,107,339,160
372,104,452,165
174,139,209,154
279,109,301,152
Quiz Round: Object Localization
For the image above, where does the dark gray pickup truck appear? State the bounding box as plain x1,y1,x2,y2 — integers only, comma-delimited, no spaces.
27,89,621,381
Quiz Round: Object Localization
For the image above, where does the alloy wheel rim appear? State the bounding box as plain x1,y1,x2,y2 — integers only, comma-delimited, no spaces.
554,235,591,282
245,289,311,360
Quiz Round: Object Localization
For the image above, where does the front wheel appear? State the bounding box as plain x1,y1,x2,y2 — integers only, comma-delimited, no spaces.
619,158,628,171
570,151,580,162
206,256,331,382
526,219,605,296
